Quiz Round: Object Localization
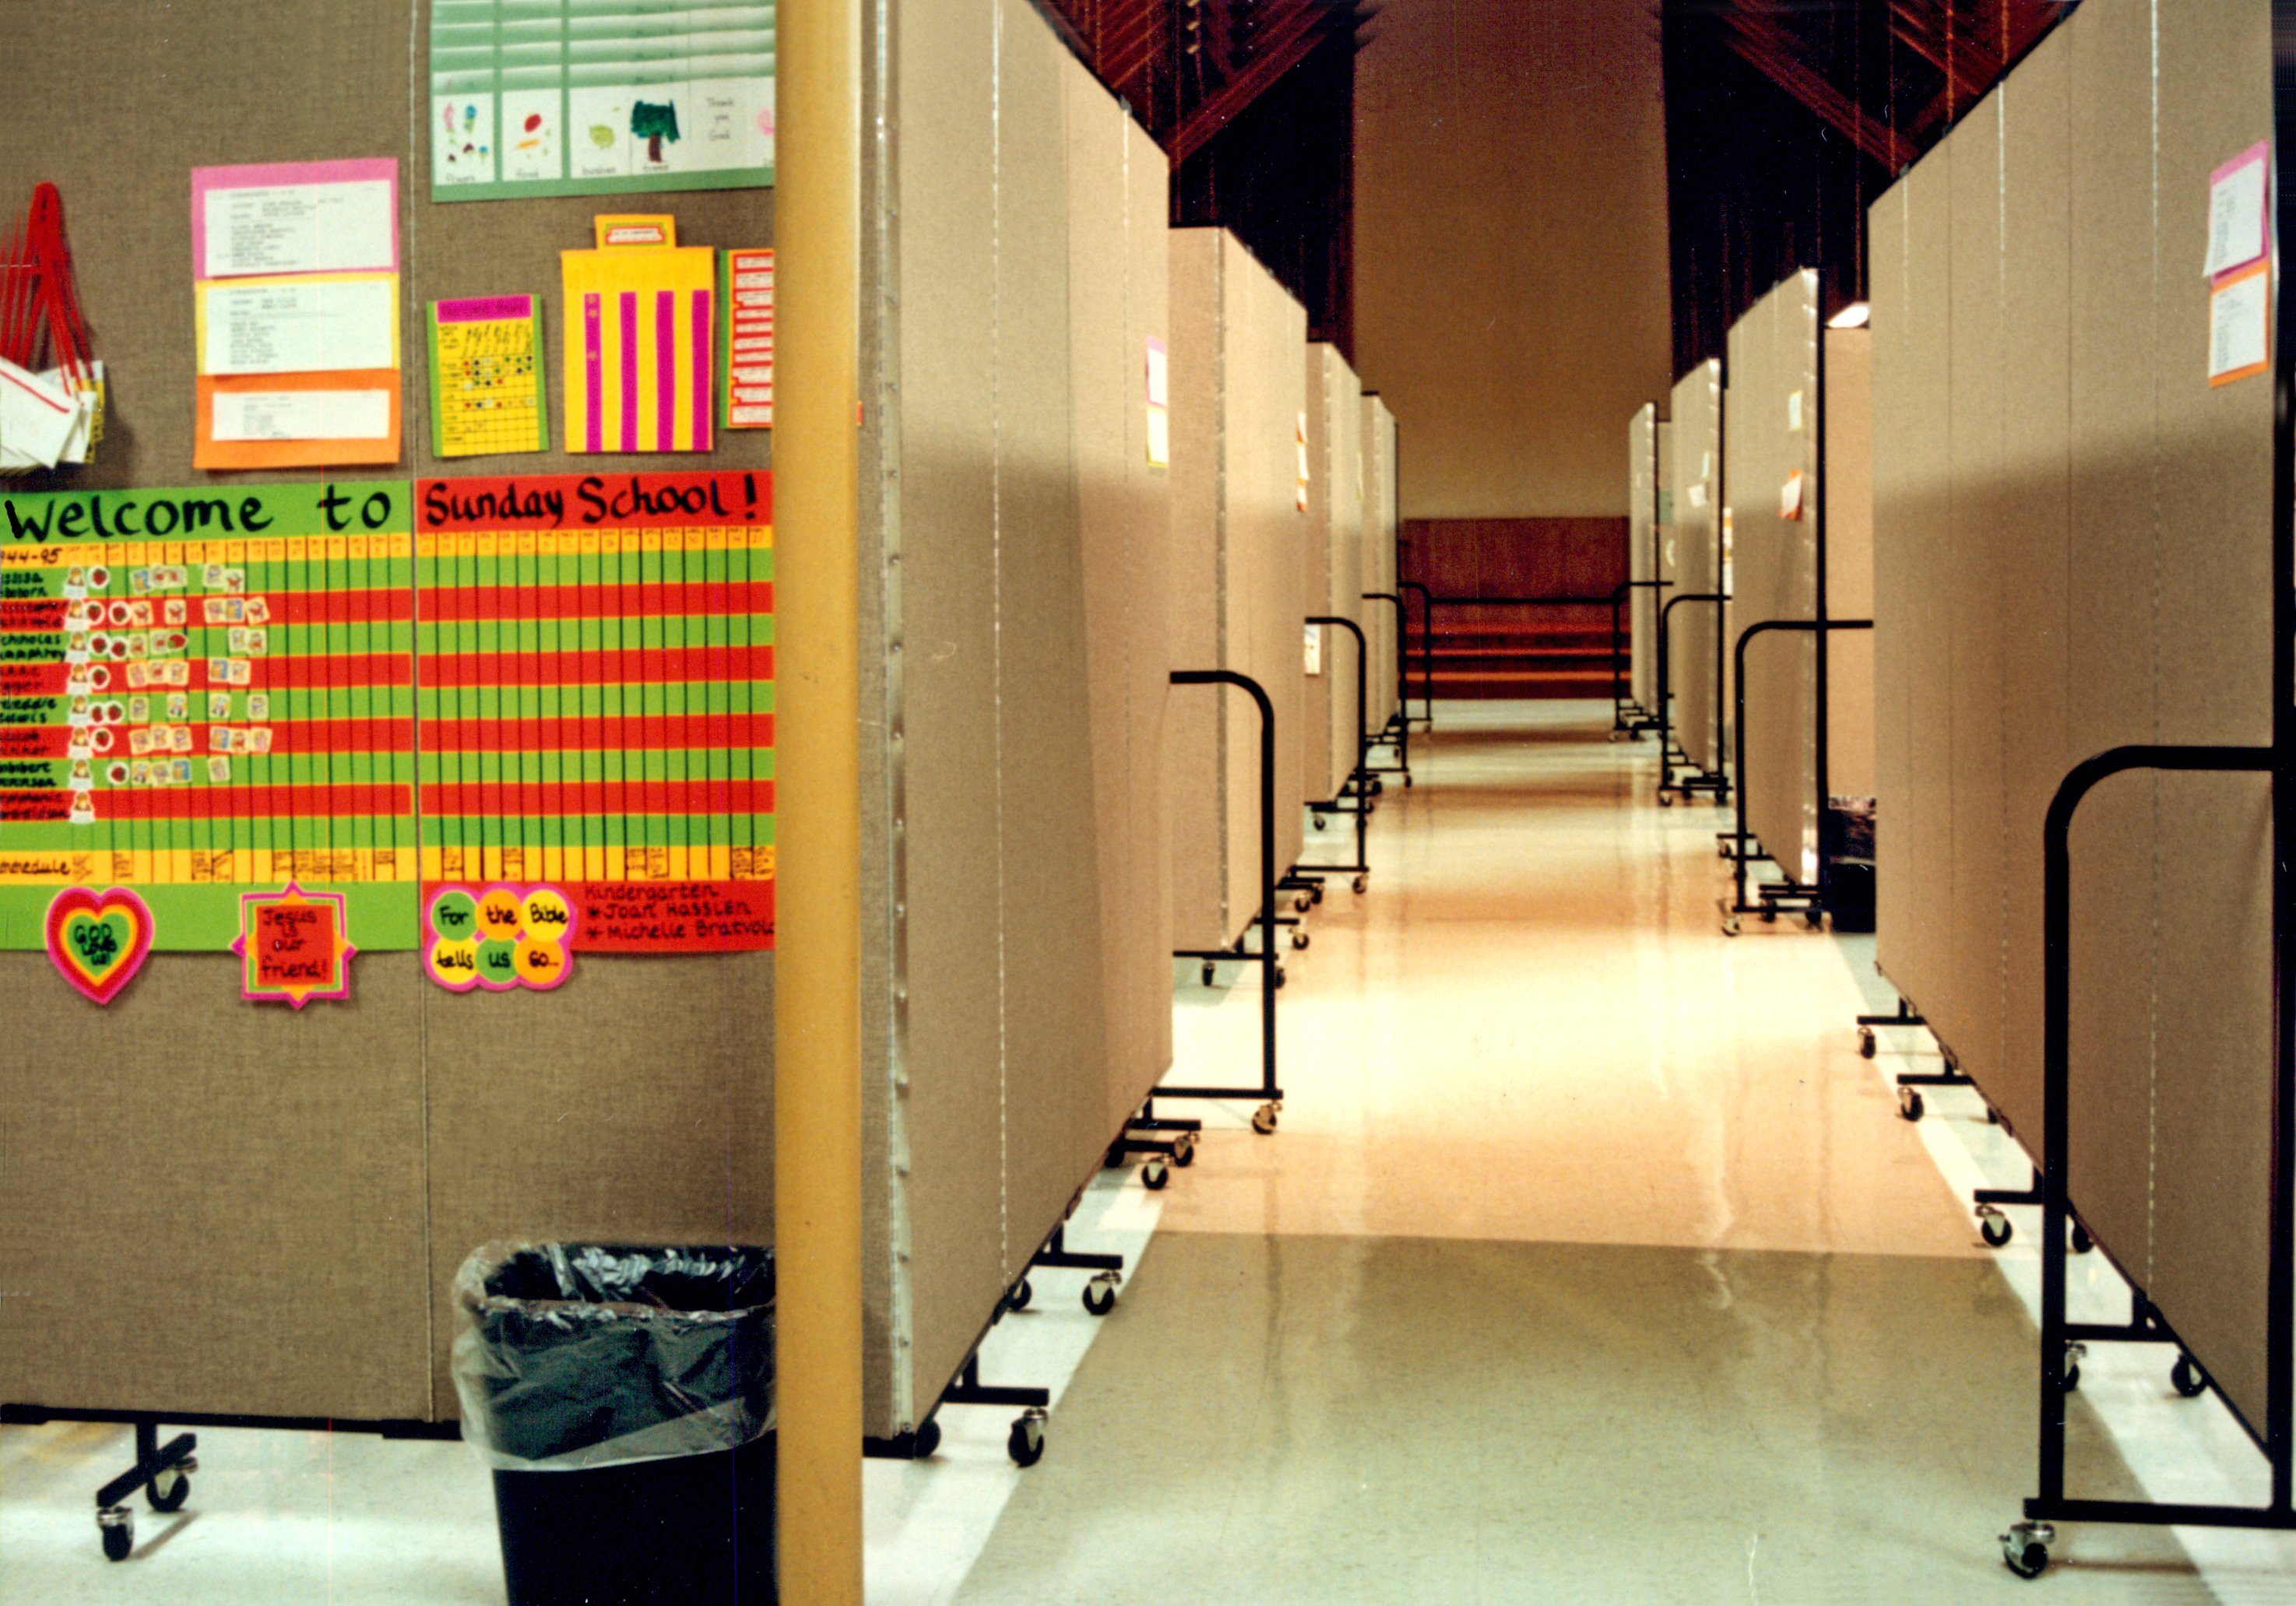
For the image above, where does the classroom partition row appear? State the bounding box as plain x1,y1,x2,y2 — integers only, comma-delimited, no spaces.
1868,0,2288,1568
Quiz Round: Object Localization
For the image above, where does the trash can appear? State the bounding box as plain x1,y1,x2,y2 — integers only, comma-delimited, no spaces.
454,1242,778,1606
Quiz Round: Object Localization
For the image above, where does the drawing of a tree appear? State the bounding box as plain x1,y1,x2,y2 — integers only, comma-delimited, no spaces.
631,101,681,163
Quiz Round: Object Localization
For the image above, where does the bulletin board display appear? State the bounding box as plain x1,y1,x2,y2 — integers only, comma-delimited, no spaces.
0,473,775,955
0,483,418,949
413,469,775,952
431,0,778,202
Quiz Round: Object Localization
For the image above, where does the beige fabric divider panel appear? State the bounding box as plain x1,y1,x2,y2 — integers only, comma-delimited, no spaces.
1870,182,1916,1010
1728,273,1820,884
0,0,772,1424
861,0,1175,1435
1361,395,1401,730
1168,234,1228,951
1870,0,2276,1432
1066,62,1177,1142
1302,346,1365,803
1627,405,1658,712
1166,230,1308,948
1946,103,2006,1092
2147,0,2275,1437
1233,254,1310,912
1657,420,1676,649
1995,28,2074,1189
1668,362,1723,773
1822,328,1876,801
990,1,1110,1308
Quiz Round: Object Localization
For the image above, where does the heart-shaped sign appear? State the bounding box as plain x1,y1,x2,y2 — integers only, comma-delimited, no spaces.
45,887,155,1007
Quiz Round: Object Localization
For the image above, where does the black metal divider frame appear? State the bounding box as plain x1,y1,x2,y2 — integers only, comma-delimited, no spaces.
1162,669,1283,1139
1361,590,1412,784
1612,579,1672,740
1300,615,1373,894
1721,617,1872,933
1398,579,1435,733
1656,591,1730,804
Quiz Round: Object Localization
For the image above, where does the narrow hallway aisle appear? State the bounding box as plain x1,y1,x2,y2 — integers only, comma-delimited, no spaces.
950,702,2207,1604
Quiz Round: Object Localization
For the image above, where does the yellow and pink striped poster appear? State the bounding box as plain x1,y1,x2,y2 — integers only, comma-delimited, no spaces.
561,244,716,454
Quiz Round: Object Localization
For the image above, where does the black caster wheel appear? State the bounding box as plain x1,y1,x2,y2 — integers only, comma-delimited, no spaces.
1758,908,1776,924
2062,1344,2086,1392
1252,1103,1279,1135
1897,1088,1924,1123
1274,967,1287,989
1978,1207,2013,1249
1142,1158,1170,1191
1985,1105,2002,1125
1858,1027,1877,1060
1083,1274,1119,1316
2070,1221,2093,1256
99,1512,132,1562
1372,778,1385,796
1294,894,1313,914
2172,1354,2208,1398
147,1465,192,1513
1007,1411,1047,1468
912,1416,943,1459
1313,816,1327,831
2002,1523,2052,1580
1201,961,1217,986
1310,883,1325,905
1005,1279,1034,1313
1290,930,1309,951
1352,874,1368,894
1659,792,1674,808
1403,775,1413,789
1173,1132,1197,1167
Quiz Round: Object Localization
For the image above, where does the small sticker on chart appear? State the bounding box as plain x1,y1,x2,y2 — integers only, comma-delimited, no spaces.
1780,470,1806,522
2206,142,2270,280
2210,261,2270,386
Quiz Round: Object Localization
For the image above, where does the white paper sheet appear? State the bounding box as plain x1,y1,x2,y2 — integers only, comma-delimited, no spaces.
211,389,392,442
2206,148,2270,279
202,180,396,279
2210,269,2270,384
202,279,396,375
0,357,79,469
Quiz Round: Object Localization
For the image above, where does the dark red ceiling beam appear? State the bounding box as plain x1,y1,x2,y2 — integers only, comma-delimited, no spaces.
1721,9,1918,170
1166,1,1348,163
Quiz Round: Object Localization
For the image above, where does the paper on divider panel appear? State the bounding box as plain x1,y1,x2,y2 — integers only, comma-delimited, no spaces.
212,389,392,441
429,295,548,457
198,276,398,376
562,244,716,453
193,161,399,279
0,358,80,471
191,160,403,469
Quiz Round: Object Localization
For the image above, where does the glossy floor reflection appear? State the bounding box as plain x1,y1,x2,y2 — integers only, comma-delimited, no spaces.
955,1235,2200,1605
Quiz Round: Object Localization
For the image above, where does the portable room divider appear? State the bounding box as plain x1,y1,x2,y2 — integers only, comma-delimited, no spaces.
1718,270,1876,930
1167,229,1310,958
1870,0,2295,1570
1303,345,1366,813
1623,402,1669,737
1359,393,1403,761
1661,358,1728,802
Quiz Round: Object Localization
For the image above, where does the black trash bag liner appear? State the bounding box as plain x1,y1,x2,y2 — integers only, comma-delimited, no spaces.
454,1242,775,1471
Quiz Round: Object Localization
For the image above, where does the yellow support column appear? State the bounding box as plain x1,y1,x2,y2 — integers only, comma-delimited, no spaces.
775,0,866,1600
